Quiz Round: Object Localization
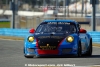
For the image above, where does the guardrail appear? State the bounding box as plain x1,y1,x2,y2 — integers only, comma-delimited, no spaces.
88,32,100,44
0,28,100,44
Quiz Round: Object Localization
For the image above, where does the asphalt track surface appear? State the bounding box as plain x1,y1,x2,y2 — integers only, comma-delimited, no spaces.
0,39,100,67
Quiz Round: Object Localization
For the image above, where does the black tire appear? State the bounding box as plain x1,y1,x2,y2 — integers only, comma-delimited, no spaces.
77,41,82,57
24,55,40,58
24,55,34,58
85,39,92,56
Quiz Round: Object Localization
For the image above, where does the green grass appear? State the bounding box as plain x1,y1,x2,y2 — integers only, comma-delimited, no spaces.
0,22,10,28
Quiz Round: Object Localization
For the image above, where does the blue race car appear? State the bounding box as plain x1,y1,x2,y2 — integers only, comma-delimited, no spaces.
24,20,92,58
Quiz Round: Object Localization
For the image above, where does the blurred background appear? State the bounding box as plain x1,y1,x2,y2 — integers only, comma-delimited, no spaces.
0,0,100,31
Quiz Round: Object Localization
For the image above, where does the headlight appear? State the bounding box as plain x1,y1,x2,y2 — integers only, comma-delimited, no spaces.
28,36,34,42
66,36,74,43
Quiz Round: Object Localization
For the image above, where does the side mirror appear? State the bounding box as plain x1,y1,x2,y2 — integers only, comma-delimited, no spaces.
29,28,35,34
79,28,87,33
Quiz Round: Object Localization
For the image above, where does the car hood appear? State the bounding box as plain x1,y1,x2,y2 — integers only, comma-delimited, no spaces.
34,33,71,49
34,32,70,41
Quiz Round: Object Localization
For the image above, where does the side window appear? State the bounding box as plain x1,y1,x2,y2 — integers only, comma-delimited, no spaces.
70,25,76,33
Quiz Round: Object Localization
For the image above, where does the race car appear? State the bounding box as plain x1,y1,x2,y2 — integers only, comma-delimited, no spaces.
24,20,92,58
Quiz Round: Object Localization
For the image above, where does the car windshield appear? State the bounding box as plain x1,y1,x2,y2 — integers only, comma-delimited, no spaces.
35,22,76,33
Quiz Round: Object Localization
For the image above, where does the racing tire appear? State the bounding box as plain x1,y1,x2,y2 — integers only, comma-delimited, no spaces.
85,39,92,56
24,55,34,58
77,41,82,57
24,55,39,58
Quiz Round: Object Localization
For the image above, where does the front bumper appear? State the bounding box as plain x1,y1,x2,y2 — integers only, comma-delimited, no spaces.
24,40,78,56
24,48,78,56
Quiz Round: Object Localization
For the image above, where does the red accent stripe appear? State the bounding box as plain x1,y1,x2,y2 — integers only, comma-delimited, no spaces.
37,49,59,54
36,38,64,55
36,39,39,49
57,38,65,48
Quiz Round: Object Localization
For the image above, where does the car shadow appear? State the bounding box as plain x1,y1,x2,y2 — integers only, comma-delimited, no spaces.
37,55,100,58
81,55,100,58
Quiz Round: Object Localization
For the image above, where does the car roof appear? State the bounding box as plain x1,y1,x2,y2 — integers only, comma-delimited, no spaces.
43,20,77,24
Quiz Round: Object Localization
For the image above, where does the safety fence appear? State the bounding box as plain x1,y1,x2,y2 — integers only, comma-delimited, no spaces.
0,28,100,44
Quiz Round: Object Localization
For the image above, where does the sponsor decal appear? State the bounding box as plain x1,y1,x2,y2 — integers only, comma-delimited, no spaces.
47,22,71,25
38,36,63,39
47,44,49,47
40,44,56,50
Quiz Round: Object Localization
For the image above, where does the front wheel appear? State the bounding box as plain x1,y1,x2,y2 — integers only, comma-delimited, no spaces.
24,55,40,58
24,55,34,58
85,39,92,56
77,41,82,57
